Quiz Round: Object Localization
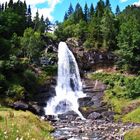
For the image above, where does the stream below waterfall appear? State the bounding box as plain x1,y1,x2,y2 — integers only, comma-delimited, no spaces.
43,42,140,140
51,117,140,140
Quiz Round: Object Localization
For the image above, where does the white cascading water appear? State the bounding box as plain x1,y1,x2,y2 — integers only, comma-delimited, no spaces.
44,42,85,119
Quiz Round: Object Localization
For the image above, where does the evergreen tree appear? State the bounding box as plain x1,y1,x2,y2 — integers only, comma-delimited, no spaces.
116,5,120,15
101,7,116,50
68,3,74,16
64,12,68,21
105,0,111,8
89,3,94,19
27,5,32,27
33,10,40,31
117,17,140,72
45,17,52,32
95,0,105,18
84,3,89,22
39,15,46,33
1,3,4,11
0,4,2,12
8,0,13,8
74,3,84,22
5,2,7,10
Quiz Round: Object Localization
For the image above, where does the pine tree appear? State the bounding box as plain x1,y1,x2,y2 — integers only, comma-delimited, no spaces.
95,0,105,18
5,2,7,10
89,3,94,19
101,7,116,50
34,10,40,31
1,3,4,11
74,3,84,22
64,12,68,21
8,0,13,8
45,17,52,32
0,4,2,12
27,5,33,27
105,0,111,8
28,5,31,15
116,5,120,15
84,3,89,22
68,3,74,16
39,15,46,33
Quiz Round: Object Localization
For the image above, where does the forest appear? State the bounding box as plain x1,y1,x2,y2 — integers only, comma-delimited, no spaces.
0,0,140,139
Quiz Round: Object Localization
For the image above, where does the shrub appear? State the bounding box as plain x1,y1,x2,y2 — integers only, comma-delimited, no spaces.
6,84,25,100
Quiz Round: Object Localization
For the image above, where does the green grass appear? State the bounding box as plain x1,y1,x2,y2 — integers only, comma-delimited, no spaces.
124,128,140,140
0,107,54,140
88,72,140,123
122,107,140,123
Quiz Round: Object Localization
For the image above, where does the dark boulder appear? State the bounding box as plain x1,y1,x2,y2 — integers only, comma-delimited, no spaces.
10,101,28,111
78,97,94,107
58,111,78,121
28,103,45,116
87,112,102,120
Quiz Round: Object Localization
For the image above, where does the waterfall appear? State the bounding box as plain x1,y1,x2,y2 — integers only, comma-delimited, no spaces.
44,42,85,119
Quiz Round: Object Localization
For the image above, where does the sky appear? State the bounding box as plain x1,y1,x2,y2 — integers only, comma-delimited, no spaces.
1,0,140,22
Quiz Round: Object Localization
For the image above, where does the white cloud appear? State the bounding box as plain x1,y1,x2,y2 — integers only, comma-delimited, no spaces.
120,0,128,3
133,0,140,6
0,0,61,21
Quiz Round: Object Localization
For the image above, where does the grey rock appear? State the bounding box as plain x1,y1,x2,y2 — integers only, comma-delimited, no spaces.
87,112,102,120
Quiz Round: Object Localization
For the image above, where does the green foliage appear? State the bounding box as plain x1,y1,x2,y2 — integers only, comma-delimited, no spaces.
23,69,38,95
89,72,140,118
90,72,140,99
122,107,140,123
0,0,54,103
0,74,8,95
6,84,25,100
124,128,140,140
117,16,140,72
20,28,44,62
43,65,57,76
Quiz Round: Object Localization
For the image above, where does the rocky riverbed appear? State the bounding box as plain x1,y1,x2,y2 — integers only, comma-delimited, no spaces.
43,78,140,140
51,116,140,140
10,77,140,140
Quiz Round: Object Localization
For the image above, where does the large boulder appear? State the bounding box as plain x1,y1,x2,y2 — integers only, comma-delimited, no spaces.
87,112,102,120
10,101,28,111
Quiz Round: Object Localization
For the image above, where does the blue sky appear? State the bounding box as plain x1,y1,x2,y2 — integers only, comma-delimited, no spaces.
2,0,140,22
36,0,140,22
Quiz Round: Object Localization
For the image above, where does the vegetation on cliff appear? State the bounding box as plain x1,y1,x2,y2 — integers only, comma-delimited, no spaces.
89,72,140,123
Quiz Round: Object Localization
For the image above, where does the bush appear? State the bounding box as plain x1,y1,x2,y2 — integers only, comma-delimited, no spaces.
90,72,140,99
0,74,8,95
6,84,25,100
23,69,38,96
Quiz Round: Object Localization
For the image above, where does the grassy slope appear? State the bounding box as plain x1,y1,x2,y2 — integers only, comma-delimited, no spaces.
124,128,140,140
0,107,54,140
88,72,140,140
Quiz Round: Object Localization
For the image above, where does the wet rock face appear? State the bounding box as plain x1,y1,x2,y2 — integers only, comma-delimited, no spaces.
65,38,116,72
78,97,93,107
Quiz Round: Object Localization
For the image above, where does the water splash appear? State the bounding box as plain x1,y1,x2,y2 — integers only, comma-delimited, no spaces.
44,42,85,119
